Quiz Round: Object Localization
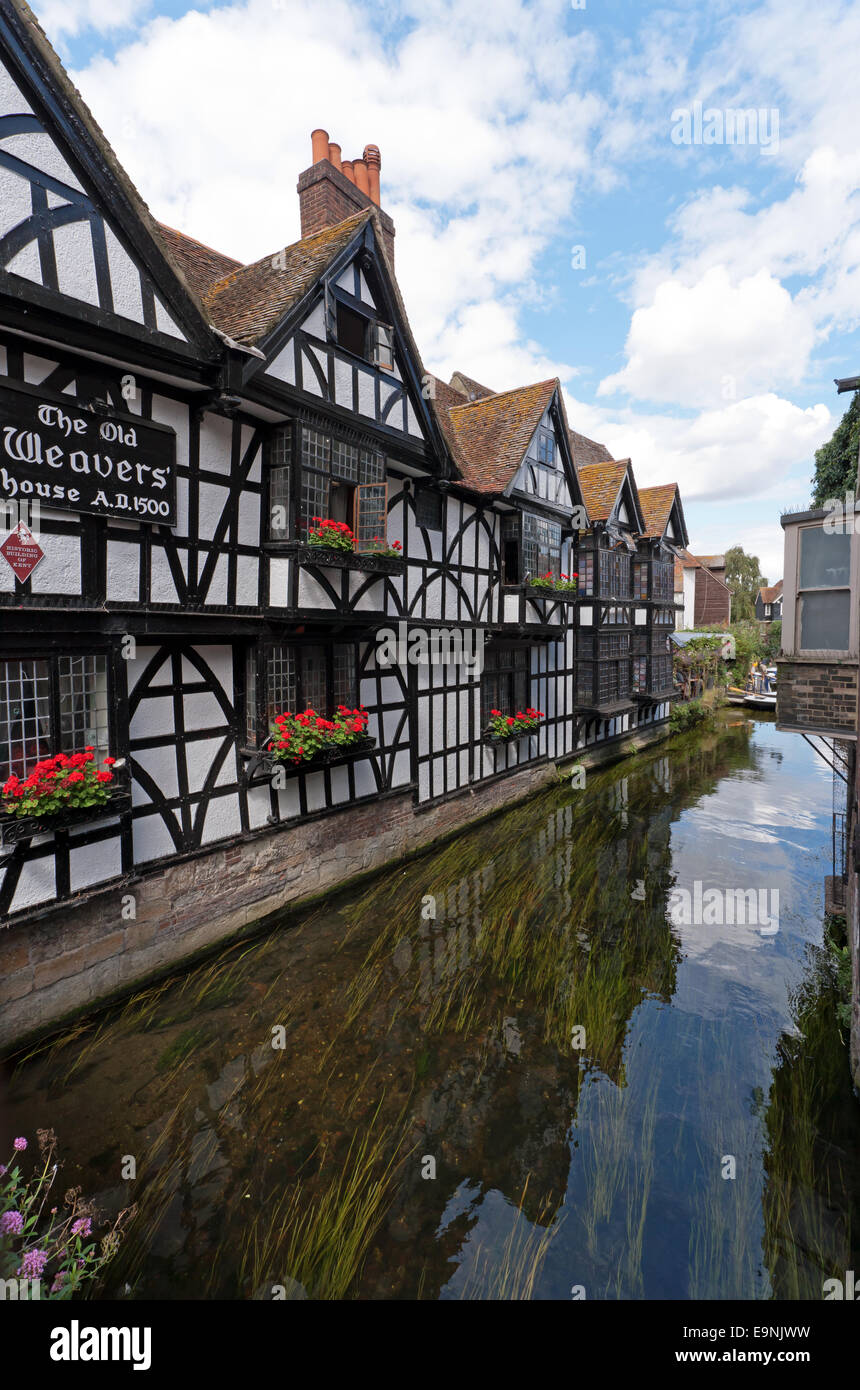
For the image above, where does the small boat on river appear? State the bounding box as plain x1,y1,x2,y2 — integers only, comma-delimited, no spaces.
727,663,777,710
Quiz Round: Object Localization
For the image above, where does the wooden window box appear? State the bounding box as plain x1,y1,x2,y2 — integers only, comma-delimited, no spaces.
266,541,405,574
0,782,131,853
522,585,577,602
242,736,377,782
481,727,540,747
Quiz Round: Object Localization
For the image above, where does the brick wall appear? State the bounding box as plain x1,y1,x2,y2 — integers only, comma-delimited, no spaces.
297,162,396,265
776,658,859,736
0,723,670,1053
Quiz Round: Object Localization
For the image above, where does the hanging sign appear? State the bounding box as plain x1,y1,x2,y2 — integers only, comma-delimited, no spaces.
1,520,44,582
0,378,177,524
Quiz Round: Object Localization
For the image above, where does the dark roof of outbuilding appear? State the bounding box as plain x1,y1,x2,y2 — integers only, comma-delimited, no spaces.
758,580,783,603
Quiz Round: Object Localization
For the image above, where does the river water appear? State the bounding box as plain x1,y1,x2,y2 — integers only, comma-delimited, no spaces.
3,712,859,1300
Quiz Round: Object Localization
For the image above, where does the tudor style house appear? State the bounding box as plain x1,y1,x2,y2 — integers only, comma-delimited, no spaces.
0,1,694,1044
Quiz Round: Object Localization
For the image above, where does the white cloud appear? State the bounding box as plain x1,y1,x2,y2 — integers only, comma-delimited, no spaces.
599,266,817,407
565,390,831,504
37,0,150,38
65,0,611,384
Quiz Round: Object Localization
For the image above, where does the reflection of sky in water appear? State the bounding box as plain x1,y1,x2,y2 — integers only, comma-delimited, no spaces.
5,713,854,1302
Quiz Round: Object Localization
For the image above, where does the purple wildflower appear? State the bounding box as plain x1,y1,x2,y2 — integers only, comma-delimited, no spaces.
0,1210,24,1235
0,1164,6,1176
71,1217,92,1239
17,1248,47,1279
50,1271,66,1294
13,1137,27,1151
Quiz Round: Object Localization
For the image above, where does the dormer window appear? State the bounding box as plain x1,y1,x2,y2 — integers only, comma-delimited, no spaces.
537,431,555,467
334,299,394,371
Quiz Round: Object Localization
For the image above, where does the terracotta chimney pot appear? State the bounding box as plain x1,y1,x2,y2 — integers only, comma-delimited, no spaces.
341,159,355,184
328,142,342,171
364,145,381,204
353,158,370,196
311,128,330,164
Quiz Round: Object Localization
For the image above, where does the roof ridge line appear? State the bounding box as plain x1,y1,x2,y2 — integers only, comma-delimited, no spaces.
447,378,557,413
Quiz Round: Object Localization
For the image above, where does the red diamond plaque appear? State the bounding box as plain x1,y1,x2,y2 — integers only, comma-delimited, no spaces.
1,522,45,583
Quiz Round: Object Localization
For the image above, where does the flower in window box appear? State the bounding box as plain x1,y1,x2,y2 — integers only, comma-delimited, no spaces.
366,536,402,557
267,706,372,766
305,520,356,552
1,752,119,820
485,709,544,740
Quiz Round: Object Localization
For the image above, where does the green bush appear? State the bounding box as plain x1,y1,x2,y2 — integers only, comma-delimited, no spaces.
669,699,712,733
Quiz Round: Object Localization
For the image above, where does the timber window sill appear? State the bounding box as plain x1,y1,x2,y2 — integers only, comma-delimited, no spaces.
242,736,377,782
265,542,405,574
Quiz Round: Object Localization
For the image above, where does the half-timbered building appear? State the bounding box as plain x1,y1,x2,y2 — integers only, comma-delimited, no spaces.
0,0,694,1046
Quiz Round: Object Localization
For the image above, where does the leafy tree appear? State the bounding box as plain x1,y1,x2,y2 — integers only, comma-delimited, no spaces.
811,390,860,507
724,546,767,622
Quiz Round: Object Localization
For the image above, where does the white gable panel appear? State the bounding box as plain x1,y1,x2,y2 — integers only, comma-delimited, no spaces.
3,130,84,193
0,166,33,234
154,296,185,340
358,268,374,306
0,58,33,115
53,219,99,306
6,239,40,282
104,223,144,323
268,338,296,385
301,302,326,337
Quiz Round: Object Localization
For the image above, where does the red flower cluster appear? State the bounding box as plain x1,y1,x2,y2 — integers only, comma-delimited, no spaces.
270,706,370,764
2,749,117,818
486,707,544,740
307,519,356,552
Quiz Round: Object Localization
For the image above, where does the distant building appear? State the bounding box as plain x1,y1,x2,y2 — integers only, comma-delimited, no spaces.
755,580,783,623
673,551,732,629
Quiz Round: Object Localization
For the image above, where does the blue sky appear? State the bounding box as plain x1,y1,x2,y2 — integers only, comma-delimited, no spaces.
34,0,860,581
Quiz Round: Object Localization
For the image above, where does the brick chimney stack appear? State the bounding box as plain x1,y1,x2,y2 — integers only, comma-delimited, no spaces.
298,130,395,266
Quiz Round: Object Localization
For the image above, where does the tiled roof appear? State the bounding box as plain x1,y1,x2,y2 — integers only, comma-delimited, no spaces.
443,380,558,493
695,554,725,569
203,208,373,345
569,430,613,469
155,224,242,296
449,371,495,401
577,459,630,521
637,483,679,538
758,580,783,604
674,548,731,591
